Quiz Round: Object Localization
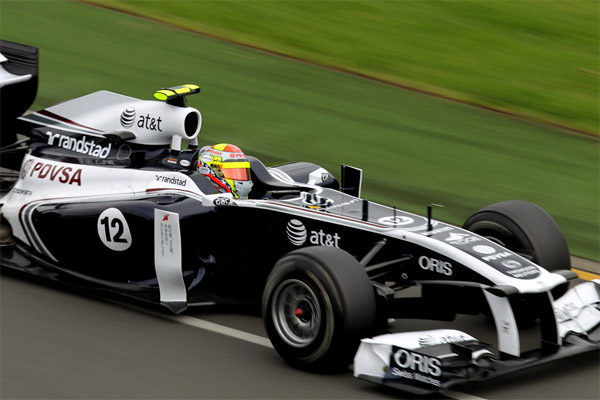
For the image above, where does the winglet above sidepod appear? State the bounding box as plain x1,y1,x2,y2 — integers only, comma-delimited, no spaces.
154,84,200,108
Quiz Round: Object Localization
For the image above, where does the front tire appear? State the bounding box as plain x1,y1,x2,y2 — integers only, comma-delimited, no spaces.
463,200,570,271
262,246,376,372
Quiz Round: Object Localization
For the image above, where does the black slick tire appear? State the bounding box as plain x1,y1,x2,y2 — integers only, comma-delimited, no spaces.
262,246,376,372
463,200,570,272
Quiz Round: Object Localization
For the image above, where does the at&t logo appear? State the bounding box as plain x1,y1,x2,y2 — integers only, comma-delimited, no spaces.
286,219,340,248
286,219,307,246
120,107,136,128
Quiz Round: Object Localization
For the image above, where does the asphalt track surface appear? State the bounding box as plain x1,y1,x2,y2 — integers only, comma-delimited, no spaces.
1,270,599,400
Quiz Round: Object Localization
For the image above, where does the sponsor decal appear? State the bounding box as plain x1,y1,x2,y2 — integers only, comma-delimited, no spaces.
180,159,190,167
505,265,540,279
417,335,436,347
502,259,522,269
11,188,32,196
473,245,496,255
120,107,136,128
445,232,482,245
389,348,442,387
286,219,340,248
228,152,245,159
28,162,82,186
213,197,231,206
45,131,111,159
167,158,177,164
428,226,453,235
310,229,341,247
482,251,511,261
286,219,307,246
204,148,221,156
321,172,329,182
136,113,163,131
418,332,471,347
198,166,212,175
418,255,453,276
155,175,187,187
97,208,132,251
154,209,186,304
378,216,414,226
327,198,360,210
200,154,213,163
20,159,35,179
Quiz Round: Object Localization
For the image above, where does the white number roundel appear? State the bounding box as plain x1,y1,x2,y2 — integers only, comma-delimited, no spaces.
97,208,132,251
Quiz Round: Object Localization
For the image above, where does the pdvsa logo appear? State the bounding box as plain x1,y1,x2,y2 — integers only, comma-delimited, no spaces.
286,219,340,248
27,162,82,186
120,107,136,128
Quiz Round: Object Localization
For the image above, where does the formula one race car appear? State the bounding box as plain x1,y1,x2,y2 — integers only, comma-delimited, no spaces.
1,41,599,394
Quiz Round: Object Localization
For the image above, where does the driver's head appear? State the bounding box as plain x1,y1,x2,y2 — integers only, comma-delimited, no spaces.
197,143,253,199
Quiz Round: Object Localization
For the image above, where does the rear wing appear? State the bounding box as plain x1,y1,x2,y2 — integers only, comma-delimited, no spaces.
0,40,38,168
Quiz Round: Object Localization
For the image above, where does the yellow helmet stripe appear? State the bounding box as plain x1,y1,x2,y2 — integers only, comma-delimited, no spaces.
220,162,250,169
213,143,228,151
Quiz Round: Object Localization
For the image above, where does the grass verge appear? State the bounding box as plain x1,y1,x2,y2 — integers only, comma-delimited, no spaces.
84,0,599,135
1,0,598,259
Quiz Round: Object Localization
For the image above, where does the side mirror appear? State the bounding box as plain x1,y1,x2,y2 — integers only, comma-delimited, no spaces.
340,164,362,197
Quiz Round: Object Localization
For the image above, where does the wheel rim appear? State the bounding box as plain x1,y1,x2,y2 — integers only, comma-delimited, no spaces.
271,279,321,348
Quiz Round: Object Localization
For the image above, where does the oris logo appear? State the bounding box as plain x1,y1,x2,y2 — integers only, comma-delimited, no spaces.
393,348,442,377
286,219,307,246
418,256,452,276
120,107,136,128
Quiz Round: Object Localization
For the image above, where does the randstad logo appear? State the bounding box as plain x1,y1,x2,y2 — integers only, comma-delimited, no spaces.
286,219,340,248
120,107,136,128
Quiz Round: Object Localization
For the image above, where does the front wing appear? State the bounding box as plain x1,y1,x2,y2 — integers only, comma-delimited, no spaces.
354,281,600,394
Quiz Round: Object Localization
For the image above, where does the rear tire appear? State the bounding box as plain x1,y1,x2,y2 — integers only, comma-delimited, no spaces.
262,246,376,372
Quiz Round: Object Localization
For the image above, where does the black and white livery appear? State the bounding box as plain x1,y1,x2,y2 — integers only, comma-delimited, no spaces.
1,41,598,395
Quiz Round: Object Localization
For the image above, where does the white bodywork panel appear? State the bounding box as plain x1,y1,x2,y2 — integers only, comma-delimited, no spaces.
154,209,186,304
354,329,480,379
483,290,521,356
554,281,600,338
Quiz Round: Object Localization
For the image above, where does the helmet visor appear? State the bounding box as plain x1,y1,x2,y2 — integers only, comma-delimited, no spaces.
221,161,251,181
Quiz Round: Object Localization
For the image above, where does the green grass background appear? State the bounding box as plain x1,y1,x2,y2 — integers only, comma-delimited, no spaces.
1,0,598,260
86,0,600,135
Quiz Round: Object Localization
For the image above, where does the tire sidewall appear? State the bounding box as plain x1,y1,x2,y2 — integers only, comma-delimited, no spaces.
262,247,376,370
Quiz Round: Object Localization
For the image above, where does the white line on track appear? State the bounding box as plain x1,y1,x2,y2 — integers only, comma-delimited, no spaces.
166,314,487,400
171,315,273,348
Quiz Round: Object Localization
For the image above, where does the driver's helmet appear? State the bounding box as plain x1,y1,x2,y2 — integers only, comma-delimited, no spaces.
197,143,253,199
